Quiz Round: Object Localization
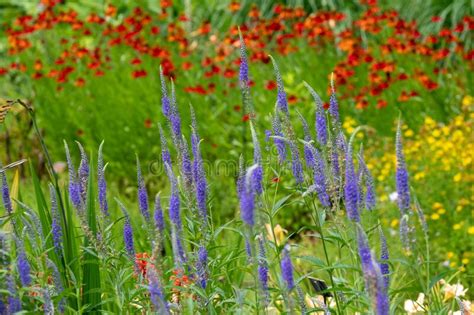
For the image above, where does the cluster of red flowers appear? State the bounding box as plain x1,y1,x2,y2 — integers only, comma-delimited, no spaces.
1,0,473,109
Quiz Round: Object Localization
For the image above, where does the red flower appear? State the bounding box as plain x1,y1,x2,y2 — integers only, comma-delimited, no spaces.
181,62,192,70
288,95,298,104
74,78,85,87
0,67,8,76
376,99,388,109
144,118,152,128
132,69,147,78
265,80,277,90
431,16,441,23
271,177,280,183
130,58,142,65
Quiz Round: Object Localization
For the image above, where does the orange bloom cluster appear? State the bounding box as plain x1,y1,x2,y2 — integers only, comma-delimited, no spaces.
170,269,192,304
1,1,473,109
135,252,154,278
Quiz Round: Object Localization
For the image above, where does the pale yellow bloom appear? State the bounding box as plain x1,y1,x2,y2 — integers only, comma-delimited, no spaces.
265,224,287,246
443,283,467,301
404,293,425,314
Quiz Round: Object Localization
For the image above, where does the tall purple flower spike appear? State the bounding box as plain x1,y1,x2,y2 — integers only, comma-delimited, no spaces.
281,245,294,290
358,148,376,211
190,106,208,222
303,82,328,146
158,124,172,167
344,142,360,222
197,245,208,289
0,160,13,216
64,141,82,211
116,199,135,260
76,142,89,204
159,66,171,118
270,56,289,114
165,164,183,231
272,112,287,163
97,141,109,217
49,184,63,256
154,194,165,233
136,156,150,221
395,120,410,214
250,123,263,195
356,225,389,315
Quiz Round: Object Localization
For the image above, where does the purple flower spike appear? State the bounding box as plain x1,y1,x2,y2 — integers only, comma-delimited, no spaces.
154,194,165,233
304,82,328,146
179,138,193,188
250,124,263,195
169,80,182,143
160,66,171,118
306,144,331,207
272,113,287,163
49,184,63,256
281,245,294,291
395,120,410,214
1,161,13,215
344,144,360,222
97,141,109,217
17,248,31,286
7,273,21,313
190,106,208,222
379,228,390,289
123,219,134,259
76,142,89,203
289,141,304,184
64,141,82,211
329,75,340,127
270,56,289,114
148,267,169,314
165,165,182,231
136,156,150,221
356,225,389,315
158,124,172,167
358,149,376,210
197,246,208,289
239,30,249,84
257,235,269,305
238,165,259,227
117,199,135,259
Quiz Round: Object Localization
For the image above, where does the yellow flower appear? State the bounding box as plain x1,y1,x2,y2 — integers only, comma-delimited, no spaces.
432,129,441,137
432,202,443,209
468,226,474,235
391,219,399,228
462,258,469,265
431,213,440,220
443,283,467,301
437,208,446,215
453,223,462,230
447,252,454,259
453,173,462,182
414,172,425,181
404,129,414,137
462,95,473,108
265,224,287,246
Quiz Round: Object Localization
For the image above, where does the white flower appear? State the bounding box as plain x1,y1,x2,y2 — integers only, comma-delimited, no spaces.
443,283,468,301
389,191,398,202
404,293,425,314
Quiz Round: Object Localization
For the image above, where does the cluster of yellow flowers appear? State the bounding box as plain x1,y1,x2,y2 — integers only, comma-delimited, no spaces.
342,95,473,273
